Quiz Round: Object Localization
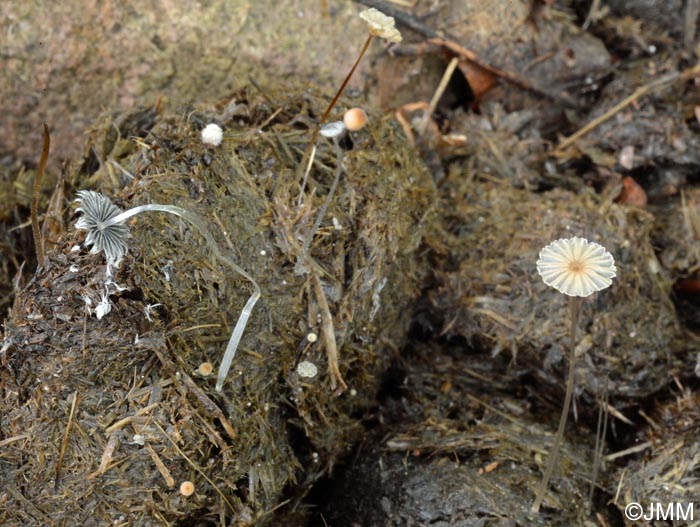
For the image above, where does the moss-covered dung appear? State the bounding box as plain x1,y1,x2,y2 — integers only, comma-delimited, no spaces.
0,86,436,525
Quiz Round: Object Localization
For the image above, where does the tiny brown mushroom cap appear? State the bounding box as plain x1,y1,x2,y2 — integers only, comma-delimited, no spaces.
180,480,195,497
343,108,367,131
197,362,213,377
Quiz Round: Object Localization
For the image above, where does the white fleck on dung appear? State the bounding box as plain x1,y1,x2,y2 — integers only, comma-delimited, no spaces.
296,360,318,379
95,294,111,320
201,123,223,146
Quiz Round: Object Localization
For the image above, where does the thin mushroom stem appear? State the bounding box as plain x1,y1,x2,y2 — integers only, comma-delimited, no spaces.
531,295,580,513
297,34,374,205
101,203,261,392
320,34,373,126
296,139,344,271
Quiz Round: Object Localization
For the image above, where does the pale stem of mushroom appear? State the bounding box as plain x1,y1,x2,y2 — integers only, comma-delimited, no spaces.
531,295,581,513
296,139,344,272
101,204,261,392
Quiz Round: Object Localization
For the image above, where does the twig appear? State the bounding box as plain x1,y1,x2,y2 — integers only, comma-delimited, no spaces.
582,0,602,30
297,144,316,207
88,432,120,479
312,272,347,394
684,0,700,51
466,393,529,431
0,434,29,448
605,441,653,462
55,390,80,489
104,402,159,433
145,442,175,488
556,64,700,152
419,57,460,135
31,123,50,266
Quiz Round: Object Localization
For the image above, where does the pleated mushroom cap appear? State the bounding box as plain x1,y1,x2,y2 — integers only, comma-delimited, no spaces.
359,8,402,42
536,237,616,297
75,190,131,266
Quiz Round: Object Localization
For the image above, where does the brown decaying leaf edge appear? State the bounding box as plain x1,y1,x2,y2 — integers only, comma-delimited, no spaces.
361,0,579,108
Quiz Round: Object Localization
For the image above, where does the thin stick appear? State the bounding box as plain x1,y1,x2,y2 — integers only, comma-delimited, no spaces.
556,64,700,152
104,402,160,433
297,144,317,207
604,441,652,462
88,433,120,479
32,123,50,266
419,57,460,135
312,273,346,393
531,295,580,513
582,0,602,30
145,442,175,488
430,37,578,108
55,391,80,489
684,0,700,51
